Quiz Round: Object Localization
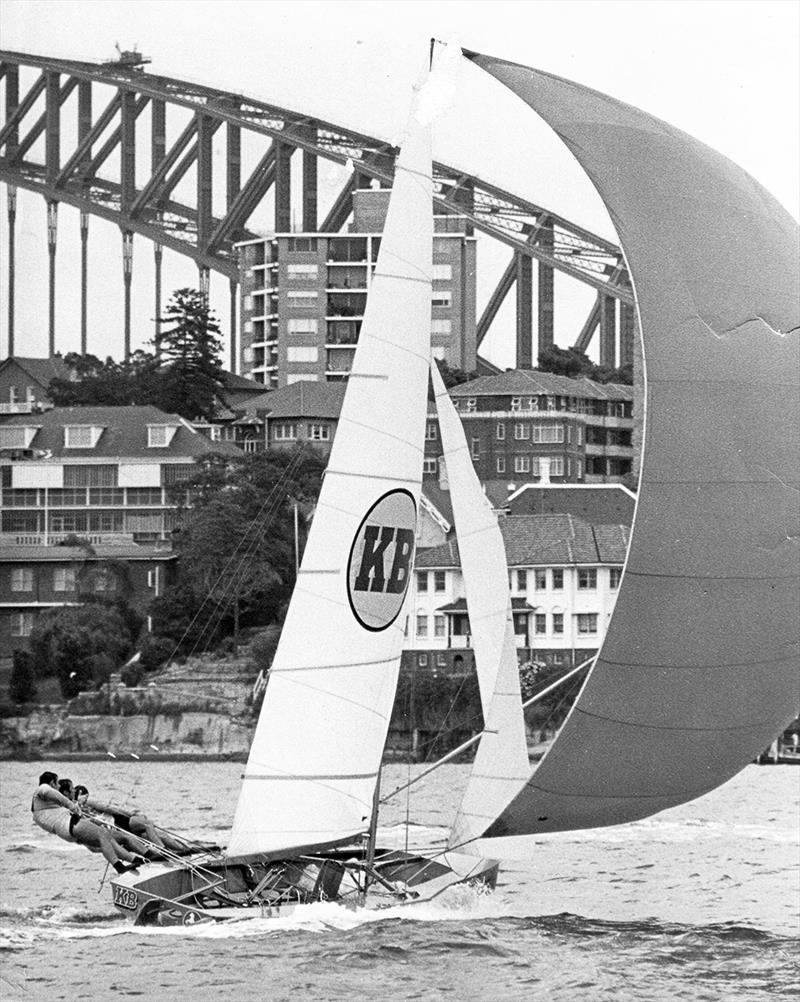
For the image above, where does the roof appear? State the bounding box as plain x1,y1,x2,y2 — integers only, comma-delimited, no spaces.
507,483,636,525
448,369,632,401
436,597,534,613
420,483,454,527
0,544,177,562
219,370,265,394
416,514,629,569
242,381,347,420
0,355,72,386
1,405,241,459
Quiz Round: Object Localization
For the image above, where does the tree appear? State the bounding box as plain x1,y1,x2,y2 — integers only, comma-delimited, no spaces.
10,650,37,704
537,345,633,385
434,358,479,389
29,604,133,698
48,351,162,407
155,289,225,420
154,446,326,651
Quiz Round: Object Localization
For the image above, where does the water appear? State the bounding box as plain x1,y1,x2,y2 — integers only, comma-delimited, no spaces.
1,761,797,1001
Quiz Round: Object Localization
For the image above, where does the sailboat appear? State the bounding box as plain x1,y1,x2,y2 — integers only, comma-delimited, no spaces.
109,48,799,926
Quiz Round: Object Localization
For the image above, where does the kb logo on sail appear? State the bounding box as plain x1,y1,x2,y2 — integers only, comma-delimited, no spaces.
347,490,417,631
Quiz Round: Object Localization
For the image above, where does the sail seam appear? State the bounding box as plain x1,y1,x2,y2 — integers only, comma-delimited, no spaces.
243,772,378,781
268,672,396,719
623,570,800,581
271,655,399,673
598,654,799,670
571,706,790,733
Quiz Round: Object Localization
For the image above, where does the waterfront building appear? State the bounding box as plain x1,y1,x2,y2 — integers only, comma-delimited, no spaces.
237,187,477,387
405,512,630,671
0,404,241,546
424,369,634,484
0,542,176,653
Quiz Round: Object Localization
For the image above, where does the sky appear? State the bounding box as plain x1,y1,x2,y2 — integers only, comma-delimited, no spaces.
1,0,798,369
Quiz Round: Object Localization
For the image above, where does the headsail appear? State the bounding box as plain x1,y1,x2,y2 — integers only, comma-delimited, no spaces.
464,50,800,837
228,106,433,856
429,362,529,849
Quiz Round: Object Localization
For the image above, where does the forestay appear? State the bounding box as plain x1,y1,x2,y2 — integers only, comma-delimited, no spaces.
465,50,800,837
429,362,529,850
228,111,433,856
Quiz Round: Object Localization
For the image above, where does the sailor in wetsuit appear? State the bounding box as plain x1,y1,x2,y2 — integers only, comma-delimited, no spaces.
31,772,145,874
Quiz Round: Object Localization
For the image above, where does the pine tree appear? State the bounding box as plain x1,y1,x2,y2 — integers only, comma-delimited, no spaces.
155,288,225,420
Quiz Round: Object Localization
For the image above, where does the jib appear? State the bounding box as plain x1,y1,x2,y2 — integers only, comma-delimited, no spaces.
354,525,415,594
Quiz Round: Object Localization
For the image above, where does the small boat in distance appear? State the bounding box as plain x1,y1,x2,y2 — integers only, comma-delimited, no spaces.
110,45,799,925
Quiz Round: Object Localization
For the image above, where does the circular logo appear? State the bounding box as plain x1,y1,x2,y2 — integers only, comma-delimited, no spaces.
347,489,417,632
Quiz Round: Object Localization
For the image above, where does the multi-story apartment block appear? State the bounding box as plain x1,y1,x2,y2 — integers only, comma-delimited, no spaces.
0,405,240,545
424,369,634,484
407,513,629,670
238,187,477,388
0,356,70,414
0,543,176,653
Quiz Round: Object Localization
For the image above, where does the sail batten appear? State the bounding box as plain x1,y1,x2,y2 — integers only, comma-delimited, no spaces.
466,49,799,838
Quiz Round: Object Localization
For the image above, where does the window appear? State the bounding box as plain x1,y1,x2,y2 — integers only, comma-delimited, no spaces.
470,437,480,460
532,424,564,443
576,461,584,480
534,613,546,635
416,614,428,637
423,457,438,475
431,291,452,308
273,423,297,441
11,568,33,591
552,612,564,634
417,653,428,666
11,612,34,637
161,464,195,486
549,457,564,476
434,571,446,592
287,346,318,362
434,615,446,638
416,571,428,592
578,568,597,589
308,424,330,441
287,237,317,252
577,426,583,445
514,456,530,473
432,264,452,281
287,291,318,306
510,397,521,412
243,438,258,453
577,613,598,634
88,487,125,505
496,456,506,474
436,653,447,667
515,570,527,591
514,423,530,440
464,398,476,413
609,567,623,589
53,568,77,592
147,425,177,448
431,319,452,335
0,425,39,449
425,423,438,441
287,318,318,334
287,263,318,280
496,423,505,441
64,425,103,448
552,568,564,590
534,569,547,589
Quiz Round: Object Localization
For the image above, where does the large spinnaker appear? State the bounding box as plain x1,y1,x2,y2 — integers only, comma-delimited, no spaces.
465,51,800,837
228,111,432,857
430,362,530,850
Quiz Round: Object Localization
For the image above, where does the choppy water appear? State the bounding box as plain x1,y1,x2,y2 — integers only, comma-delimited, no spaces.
1,761,797,1001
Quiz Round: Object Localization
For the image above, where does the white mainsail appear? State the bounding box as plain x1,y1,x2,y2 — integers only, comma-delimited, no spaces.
228,107,433,857
429,362,530,849
464,50,800,838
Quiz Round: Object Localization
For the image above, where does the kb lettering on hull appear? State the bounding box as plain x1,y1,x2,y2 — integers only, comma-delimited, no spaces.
347,489,417,632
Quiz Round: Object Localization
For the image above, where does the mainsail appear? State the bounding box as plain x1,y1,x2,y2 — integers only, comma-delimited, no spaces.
429,362,529,849
464,51,800,837
228,109,433,856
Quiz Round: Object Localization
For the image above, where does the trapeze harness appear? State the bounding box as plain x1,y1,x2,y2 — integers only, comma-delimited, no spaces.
31,785,79,842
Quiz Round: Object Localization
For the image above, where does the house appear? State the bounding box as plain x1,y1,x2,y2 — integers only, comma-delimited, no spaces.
0,356,71,414
405,513,630,670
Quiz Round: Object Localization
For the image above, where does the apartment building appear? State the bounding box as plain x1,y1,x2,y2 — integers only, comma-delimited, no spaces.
406,513,629,670
0,405,240,545
424,369,634,484
238,186,477,387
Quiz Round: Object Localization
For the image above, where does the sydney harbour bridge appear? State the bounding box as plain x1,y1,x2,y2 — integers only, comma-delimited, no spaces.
0,49,635,373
